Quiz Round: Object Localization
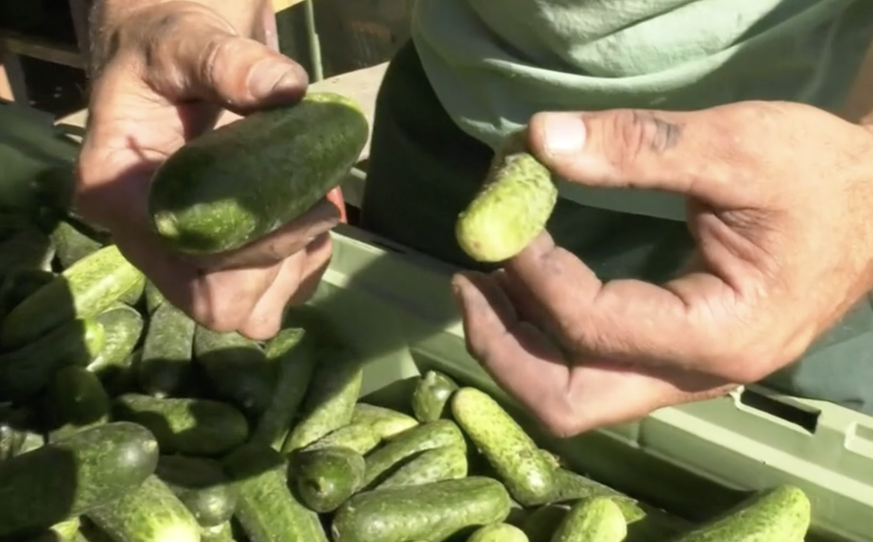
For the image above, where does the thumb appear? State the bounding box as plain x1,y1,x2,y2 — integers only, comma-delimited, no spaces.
526,107,754,208
143,12,308,113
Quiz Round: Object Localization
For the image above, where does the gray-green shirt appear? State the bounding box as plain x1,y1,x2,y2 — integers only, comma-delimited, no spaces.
411,0,873,220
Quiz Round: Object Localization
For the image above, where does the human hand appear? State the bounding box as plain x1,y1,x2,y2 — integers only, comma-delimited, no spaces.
453,101,873,437
75,1,339,340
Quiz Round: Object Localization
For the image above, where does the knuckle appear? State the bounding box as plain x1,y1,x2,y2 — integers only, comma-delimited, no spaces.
603,109,651,169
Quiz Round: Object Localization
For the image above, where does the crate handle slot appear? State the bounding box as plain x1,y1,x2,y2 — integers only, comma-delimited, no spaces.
738,386,821,433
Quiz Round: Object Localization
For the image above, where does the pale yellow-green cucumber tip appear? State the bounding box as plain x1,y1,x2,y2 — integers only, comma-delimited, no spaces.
152,211,180,240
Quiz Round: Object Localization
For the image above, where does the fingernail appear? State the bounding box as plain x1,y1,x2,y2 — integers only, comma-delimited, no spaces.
541,113,587,155
248,59,303,99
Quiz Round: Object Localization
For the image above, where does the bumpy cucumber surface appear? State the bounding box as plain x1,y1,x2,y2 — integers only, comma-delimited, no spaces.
45,365,110,441
0,422,159,537
411,370,459,423
351,403,419,440
670,485,810,542
88,304,144,376
113,393,249,456
250,327,318,449
455,133,558,263
87,475,200,542
373,444,468,490
222,442,328,542
451,387,554,506
282,349,363,452
362,419,466,489
148,92,369,254
155,455,239,528
291,445,366,513
467,523,529,542
0,244,142,350
0,317,105,402
137,301,196,398
551,497,627,542
332,477,512,542
194,327,275,416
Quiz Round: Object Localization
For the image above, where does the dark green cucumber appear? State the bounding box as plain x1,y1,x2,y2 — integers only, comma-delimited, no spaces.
49,220,103,269
282,349,363,452
669,485,810,542
143,281,165,314
113,394,248,456
250,327,319,449
0,245,143,350
304,423,381,455
456,133,558,263
547,468,689,537
0,317,105,402
155,455,239,528
548,468,645,521
0,422,159,537
45,365,110,442
0,269,56,322
451,388,555,506
373,444,468,490
222,442,328,542
137,302,196,398
87,474,200,542
551,497,627,542
0,226,54,277
362,419,466,489
523,504,569,542
87,304,144,379
351,403,418,439
193,327,275,416
332,477,512,542
290,445,366,513
411,370,459,423
467,523,528,542
148,92,369,255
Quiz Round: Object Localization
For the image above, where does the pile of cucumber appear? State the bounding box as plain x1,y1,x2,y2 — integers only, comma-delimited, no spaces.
0,93,813,542
0,204,814,542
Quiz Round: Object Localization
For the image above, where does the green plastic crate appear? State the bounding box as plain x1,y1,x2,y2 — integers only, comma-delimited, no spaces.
314,224,873,542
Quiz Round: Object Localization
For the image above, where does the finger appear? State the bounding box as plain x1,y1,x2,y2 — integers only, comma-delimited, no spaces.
504,231,748,380
453,270,733,435
451,272,571,414
288,232,333,305
138,5,308,113
240,253,305,340
239,232,333,339
526,105,771,209
195,200,340,270
544,362,734,436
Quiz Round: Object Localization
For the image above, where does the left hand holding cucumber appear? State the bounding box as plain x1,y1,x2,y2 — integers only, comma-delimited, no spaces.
452,101,873,436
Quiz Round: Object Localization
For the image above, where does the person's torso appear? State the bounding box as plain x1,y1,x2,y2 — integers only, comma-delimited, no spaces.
410,0,873,220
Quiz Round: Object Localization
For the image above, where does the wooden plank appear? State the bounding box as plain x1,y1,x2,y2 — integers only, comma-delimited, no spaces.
0,31,84,69
55,62,388,207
